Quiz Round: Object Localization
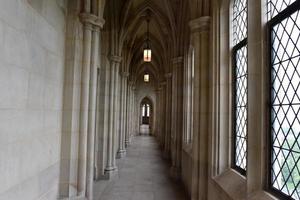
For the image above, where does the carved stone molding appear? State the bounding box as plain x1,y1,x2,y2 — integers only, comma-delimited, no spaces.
189,16,210,33
165,73,172,79
172,56,183,65
109,55,122,63
128,81,134,86
79,13,105,28
121,72,130,78
160,81,167,86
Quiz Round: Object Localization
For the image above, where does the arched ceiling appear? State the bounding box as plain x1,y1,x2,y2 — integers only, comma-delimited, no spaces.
103,0,191,86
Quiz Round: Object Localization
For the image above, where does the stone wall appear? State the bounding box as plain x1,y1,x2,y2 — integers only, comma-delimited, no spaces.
0,0,66,199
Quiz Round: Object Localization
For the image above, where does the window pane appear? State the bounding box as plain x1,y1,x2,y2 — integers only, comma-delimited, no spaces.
270,10,300,199
234,45,248,171
268,0,297,20
147,105,150,117
142,105,145,117
233,0,247,45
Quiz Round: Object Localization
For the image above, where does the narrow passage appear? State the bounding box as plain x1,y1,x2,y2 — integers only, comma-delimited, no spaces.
94,136,189,200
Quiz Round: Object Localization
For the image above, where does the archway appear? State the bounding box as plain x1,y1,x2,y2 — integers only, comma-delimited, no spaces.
140,97,153,135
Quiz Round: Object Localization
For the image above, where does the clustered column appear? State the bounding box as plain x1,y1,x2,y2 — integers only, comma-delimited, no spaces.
189,16,211,200
132,86,138,138
117,72,129,158
77,11,104,198
164,73,172,158
159,82,167,146
125,81,133,146
154,88,161,137
170,57,184,179
104,55,122,178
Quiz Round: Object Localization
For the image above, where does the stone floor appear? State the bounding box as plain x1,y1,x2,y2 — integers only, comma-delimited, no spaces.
93,135,189,200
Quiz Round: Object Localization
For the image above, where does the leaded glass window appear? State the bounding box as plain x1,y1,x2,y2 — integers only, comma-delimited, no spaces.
269,0,300,199
232,0,248,174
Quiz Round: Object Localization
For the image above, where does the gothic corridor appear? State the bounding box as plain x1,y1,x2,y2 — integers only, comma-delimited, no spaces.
1,0,300,200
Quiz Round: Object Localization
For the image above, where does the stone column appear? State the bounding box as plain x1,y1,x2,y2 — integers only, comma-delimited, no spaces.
86,25,99,199
76,11,105,198
104,55,122,179
154,88,161,138
131,86,137,139
114,60,122,159
164,73,172,158
170,57,184,179
117,72,129,158
125,82,133,147
189,16,211,200
159,82,167,147
77,14,93,197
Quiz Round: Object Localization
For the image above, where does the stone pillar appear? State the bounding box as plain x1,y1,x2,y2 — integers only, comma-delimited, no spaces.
117,72,129,158
77,11,105,198
164,73,172,158
125,82,133,147
104,55,122,179
154,88,161,138
86,26,99,199
170,57,184,179
130,86,137,139
77,17,92,197
189,16,211,200
159,82,167,147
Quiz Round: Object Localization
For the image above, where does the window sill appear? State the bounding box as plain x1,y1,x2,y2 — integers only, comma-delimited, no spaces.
247,191,279,200
212,169,281,200
212,169,247,200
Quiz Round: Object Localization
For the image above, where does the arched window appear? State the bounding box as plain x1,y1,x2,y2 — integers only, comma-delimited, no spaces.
146,104,150,117
232,0,248,175
142,104,146,116
142,104,150,117
268,0,300,199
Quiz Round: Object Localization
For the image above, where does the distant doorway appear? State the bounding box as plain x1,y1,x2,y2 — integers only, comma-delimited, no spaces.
140,97,153,135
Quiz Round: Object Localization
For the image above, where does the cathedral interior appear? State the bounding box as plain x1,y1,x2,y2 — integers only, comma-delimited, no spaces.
1,0,300,200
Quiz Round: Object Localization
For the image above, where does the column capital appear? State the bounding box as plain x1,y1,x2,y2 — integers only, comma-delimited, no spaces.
109,55,122,63
189,16,210,33
154,88,160,93
129,81,134,86
160,81,167,86
172,56,183,64
79,13,105,28
165,73,172,79
121,72,130,78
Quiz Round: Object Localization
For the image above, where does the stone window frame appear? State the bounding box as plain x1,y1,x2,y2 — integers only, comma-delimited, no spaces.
267,0,300,199
231,0,248,176
209,0,284,199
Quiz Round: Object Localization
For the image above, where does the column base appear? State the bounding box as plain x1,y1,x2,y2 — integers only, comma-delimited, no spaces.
125,140,130,148
103,167,118,180
170,166,181,180
116,149,126,159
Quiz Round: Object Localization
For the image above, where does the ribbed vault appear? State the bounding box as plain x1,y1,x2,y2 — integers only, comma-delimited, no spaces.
102,0,191,85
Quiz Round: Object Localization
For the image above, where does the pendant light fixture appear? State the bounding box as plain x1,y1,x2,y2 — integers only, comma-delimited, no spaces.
144,73,149,82
143,15,151,62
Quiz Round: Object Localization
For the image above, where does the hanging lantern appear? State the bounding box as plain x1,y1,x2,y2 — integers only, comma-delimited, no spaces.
143,48,151,62
143,16,151,62
144,73,150,82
